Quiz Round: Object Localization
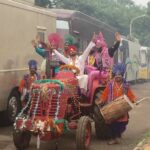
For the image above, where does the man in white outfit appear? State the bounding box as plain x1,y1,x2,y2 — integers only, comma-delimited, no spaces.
53,42,95,92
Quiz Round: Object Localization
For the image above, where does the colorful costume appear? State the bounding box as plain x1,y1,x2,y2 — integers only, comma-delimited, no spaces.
99,63,136,142
19,60,40,103
35,33,63,77
86,32,120,96
64,34,76,57
53,41,95,91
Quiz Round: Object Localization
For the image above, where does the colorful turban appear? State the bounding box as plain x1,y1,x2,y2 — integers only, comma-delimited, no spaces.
28,59,37,69
95,32,107,48
112,63,126,76
48,33,63,48
64,34,76,46
68,45,77,55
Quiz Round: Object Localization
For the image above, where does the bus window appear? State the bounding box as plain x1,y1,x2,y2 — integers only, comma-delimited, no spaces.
37,26,46,42
56,20,69,36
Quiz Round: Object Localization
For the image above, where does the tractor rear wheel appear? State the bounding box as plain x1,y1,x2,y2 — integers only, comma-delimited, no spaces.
13,129,31,150
93,89,111,139
76,116,91,150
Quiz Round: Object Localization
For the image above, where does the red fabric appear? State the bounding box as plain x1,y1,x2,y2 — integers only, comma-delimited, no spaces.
68,45,77,54
19,75,37,93
48,33,63,48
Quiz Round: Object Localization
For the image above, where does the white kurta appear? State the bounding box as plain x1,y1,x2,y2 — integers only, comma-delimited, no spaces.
54,41,95,91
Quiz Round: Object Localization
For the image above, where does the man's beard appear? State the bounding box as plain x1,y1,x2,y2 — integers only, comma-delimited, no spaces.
115,76,123,82
97,47,102,53
70,53,76,57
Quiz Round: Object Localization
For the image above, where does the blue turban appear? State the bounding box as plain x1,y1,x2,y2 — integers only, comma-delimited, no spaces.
112,63,126,76
28,59,37,69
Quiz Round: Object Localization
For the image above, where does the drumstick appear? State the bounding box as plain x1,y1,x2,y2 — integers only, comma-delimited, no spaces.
135,97,150,105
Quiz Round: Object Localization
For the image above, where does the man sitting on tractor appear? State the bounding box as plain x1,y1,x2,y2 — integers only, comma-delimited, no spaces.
19,59,40,105
86,32,121,97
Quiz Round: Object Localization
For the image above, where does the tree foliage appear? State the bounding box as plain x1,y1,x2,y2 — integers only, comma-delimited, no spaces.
35,0,150,46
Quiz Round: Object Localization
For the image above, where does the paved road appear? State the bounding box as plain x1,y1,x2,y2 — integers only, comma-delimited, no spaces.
0,82,150,150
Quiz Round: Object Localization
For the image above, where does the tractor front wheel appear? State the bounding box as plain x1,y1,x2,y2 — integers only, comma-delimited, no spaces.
76,116,91,150
13,129,31,150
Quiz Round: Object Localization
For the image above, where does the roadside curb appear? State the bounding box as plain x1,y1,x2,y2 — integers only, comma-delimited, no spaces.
133,139,146,150
133,139,150,150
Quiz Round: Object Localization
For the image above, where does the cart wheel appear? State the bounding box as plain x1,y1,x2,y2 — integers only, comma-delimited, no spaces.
76,116,91,150
13,129,31,150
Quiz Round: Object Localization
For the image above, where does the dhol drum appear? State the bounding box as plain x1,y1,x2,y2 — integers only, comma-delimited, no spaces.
100,95,134,123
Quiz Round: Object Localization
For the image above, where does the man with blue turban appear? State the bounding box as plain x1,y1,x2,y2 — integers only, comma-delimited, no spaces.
98,62,136,145
19,59,40,105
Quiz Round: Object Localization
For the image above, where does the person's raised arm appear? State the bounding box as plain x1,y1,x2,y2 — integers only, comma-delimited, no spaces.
80,33,96,62
31,39,46,58
108,32,121,57
53,49,69,64
35,47,46,58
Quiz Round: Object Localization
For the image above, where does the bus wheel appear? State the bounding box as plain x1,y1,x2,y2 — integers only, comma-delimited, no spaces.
13,129,31,150
76,116,91,150
2,90,21,125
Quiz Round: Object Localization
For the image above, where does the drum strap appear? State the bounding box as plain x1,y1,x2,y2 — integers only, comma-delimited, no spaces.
108,82,114,102
108,81,128,102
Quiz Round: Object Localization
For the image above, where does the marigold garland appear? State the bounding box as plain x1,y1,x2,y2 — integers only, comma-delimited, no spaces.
60,65,80,75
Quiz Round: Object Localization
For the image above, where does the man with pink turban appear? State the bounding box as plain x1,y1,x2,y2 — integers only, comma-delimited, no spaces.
86,32,121,97
32,33,63,78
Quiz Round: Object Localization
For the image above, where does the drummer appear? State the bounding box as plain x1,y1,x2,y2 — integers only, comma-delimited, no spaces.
98,62,136,145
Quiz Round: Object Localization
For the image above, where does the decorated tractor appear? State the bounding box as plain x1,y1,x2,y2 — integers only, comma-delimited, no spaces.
13,64,111,150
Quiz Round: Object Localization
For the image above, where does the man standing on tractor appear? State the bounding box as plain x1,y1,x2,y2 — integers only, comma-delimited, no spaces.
64,34,77,57
97,63,136,145
52,34,96,93
19,59,40,105
31,33,63,78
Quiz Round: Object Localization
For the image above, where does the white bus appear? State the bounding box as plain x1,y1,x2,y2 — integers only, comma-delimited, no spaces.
116,37,141,82
0,0,56,124
138,46,150,80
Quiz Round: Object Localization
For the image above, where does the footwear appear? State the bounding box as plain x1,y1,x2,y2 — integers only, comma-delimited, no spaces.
107,138,119,145
116,137,121,143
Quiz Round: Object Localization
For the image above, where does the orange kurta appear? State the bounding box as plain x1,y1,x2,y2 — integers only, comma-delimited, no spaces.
19,74,39,93
99,81,136,122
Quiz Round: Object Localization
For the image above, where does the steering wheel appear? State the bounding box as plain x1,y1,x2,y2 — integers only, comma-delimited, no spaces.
60,65,80,75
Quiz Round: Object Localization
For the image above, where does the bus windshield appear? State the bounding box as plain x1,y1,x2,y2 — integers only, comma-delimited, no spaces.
56,20,69,36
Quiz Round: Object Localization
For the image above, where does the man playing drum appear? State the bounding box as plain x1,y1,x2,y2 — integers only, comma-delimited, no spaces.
97,63,136,145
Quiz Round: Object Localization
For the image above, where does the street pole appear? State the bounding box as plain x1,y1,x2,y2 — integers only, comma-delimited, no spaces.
129,14,146,37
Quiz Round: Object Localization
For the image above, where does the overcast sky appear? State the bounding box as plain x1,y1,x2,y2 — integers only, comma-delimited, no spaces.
133,0,150,6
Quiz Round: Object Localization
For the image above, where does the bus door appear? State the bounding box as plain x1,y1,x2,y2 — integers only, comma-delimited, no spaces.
139,49,148,80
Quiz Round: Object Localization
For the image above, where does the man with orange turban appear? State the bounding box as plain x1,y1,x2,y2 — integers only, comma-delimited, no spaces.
52,35,95,92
